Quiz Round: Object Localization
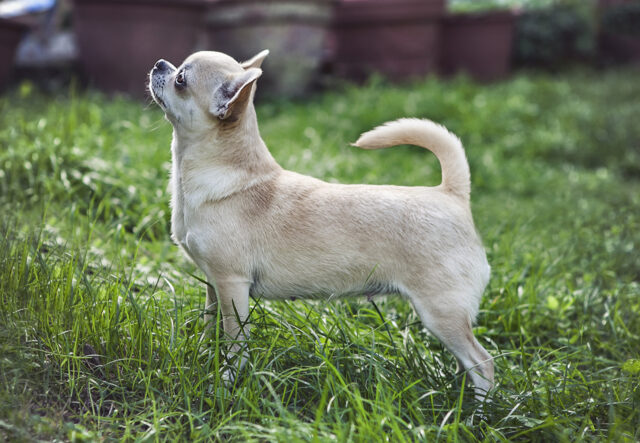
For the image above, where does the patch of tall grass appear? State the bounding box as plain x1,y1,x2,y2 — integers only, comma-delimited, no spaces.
1,70,639,441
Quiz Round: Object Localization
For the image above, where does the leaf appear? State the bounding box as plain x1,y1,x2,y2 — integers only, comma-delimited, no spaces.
622,359,640,375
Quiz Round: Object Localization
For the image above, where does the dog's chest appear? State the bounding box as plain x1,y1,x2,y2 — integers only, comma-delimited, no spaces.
169,162,189,249
169,169,242,265
169,182,204,262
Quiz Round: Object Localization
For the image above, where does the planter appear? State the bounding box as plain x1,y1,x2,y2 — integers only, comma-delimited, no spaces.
598,1,640,64
0,18,28,90
600,32,640,64
73,0,205,98
206,0,334,98
332,0,445,82
440,10,515,81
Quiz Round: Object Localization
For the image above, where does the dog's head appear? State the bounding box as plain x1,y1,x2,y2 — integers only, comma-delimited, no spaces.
149,50,268,129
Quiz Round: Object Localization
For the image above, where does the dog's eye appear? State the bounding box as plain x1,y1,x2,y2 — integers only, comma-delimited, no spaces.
175,71,186,89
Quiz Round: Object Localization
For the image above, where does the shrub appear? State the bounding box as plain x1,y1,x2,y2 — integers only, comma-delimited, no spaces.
513,0,597,67
601,1,640,36
448,0,556,13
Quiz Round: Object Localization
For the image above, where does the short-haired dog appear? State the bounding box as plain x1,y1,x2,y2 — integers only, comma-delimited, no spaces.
149,50,494,399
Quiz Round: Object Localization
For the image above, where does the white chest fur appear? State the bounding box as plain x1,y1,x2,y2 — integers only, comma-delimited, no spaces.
168,134,279,261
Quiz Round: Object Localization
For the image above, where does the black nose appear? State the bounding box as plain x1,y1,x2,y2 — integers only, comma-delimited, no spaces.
154,59,170,72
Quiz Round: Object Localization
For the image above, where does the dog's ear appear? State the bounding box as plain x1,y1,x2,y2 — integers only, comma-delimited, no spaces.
211,68,262,120
241,49,269,70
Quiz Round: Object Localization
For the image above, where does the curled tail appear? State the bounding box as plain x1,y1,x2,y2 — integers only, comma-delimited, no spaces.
353,118,471,200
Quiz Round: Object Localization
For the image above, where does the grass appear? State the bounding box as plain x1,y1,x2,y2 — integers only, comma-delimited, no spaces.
1,69,639,441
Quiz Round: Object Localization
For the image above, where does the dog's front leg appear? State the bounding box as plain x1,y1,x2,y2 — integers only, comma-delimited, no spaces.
216,279,251,384
204,284,218,329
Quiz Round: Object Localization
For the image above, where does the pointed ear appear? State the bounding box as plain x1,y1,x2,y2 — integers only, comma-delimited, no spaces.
240,49,269,70
210,68,262,121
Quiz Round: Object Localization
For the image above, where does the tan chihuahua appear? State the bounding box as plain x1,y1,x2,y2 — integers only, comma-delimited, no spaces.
149,50,494,399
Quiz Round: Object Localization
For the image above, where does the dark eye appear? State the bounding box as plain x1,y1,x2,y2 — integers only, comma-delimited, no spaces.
175,71,186,88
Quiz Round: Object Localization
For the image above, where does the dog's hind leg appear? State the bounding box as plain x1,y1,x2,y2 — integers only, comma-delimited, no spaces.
409,291,494,402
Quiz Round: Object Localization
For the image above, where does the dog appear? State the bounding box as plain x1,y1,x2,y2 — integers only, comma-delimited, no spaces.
148,50,494,400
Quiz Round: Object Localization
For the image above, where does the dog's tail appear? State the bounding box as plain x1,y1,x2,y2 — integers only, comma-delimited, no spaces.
352,118,470,201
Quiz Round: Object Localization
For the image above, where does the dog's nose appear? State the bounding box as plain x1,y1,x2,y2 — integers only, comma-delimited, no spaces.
154,59,170,72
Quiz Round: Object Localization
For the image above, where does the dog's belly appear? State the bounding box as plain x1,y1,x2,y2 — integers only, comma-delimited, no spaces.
246,239,405,301
250,276,398,301
246,221,489,304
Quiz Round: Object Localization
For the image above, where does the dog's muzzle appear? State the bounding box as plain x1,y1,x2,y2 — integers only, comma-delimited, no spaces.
150,59,175,109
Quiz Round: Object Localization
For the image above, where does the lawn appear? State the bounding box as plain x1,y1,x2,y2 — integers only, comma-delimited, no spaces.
1,69,639,441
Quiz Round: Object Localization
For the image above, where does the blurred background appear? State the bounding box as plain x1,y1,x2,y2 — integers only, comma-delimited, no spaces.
0,0,638,99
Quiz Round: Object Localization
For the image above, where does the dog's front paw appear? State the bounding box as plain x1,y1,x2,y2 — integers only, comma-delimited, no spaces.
206,368,236,395
221,367,236,387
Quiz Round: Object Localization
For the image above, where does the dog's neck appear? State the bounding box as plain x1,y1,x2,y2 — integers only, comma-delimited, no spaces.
170,108,281,207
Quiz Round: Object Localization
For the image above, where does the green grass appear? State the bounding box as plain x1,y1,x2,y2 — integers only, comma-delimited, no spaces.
1,69,639,441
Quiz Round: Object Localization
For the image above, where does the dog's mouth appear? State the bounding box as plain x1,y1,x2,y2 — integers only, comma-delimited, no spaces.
152,88,167,110
149,74,167,110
